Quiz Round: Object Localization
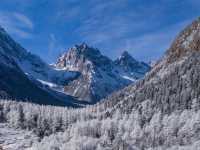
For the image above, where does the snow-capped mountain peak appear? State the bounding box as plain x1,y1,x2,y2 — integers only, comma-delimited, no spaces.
119,51,137,62
115,51,151,77
55,45,150,103
115,51,138,69
56,43,112,73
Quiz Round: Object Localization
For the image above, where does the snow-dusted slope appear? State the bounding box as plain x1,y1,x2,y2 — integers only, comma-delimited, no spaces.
102,17,200,112
0,26,78,87
56,43,150,103
0,26,81,106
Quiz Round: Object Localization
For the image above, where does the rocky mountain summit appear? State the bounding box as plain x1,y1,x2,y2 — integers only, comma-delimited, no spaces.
56,43,112,73
166,17,200,63
56,43,150,103
115,51,151,80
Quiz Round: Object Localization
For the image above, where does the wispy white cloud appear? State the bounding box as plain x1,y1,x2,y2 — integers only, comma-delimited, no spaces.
72,0,161,43
48,33,56,55
0,11,34,39
56,5,81,22
0,0,197,63
13,12,34,29
47,33,64,63
66,0,198,61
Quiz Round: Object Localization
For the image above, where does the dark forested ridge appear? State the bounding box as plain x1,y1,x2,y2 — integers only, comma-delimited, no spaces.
103,17,200,114
0,27,78,106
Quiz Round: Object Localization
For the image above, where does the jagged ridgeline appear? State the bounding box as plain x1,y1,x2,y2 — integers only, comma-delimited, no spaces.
0,26,150,105
55,43,150,103
1,18,200,150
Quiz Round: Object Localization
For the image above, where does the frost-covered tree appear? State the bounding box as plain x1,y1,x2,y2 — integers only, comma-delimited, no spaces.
0,104,5,122
16,104,25,128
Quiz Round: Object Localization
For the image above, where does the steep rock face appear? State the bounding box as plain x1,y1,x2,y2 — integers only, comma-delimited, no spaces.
56,44,129,103
56,44,150,103
56,44,112,73
166,17,200,63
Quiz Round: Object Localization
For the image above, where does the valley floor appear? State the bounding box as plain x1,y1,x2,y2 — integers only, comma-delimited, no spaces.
0,123,38,150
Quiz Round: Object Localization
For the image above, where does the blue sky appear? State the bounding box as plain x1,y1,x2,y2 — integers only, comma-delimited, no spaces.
0,0,199,63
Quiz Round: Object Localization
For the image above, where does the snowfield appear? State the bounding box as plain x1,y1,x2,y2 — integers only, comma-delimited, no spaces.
0,123,38,150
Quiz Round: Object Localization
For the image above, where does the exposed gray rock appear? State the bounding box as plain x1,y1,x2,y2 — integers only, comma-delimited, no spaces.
56,43,150,103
